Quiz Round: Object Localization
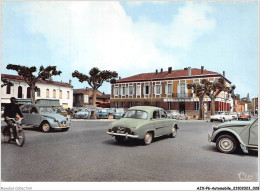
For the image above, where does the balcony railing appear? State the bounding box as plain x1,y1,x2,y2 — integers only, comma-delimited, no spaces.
171,93,193,98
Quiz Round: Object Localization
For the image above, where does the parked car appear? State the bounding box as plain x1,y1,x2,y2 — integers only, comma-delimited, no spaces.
230,112,239,120
208,118,258,154
55,108,68,117
113,108,126,119
167,110,188,120
108,108,116,115
20,104,71,132
96,108,110,119
238,112,251,121
107,106,179,145
210,111,233,122
74,108,90,119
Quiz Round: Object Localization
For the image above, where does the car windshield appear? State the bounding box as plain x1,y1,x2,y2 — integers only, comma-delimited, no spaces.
124,110,148,120
98,109,108,112
38,106,55,113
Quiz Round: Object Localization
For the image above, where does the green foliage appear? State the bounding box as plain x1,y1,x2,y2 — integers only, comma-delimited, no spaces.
72,67,118,90
1,79,14,88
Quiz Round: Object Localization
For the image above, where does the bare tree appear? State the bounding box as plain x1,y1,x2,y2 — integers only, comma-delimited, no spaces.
6,64,62,103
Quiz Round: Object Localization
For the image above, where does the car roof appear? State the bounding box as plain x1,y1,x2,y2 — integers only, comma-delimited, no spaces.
128,106,164,112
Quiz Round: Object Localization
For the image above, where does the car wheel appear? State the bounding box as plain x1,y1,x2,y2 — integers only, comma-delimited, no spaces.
143,132,153,145
115,136,124,143
170,125,177,138
41,122,51,132
216,135,238,154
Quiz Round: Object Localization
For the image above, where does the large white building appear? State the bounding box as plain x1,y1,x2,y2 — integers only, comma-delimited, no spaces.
1,74,73,108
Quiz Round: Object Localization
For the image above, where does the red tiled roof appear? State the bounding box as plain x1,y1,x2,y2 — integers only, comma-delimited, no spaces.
73,88,94,94
1,74,72,87
116,68,223,83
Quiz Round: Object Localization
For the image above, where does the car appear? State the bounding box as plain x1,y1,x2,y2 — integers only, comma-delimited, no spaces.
210,111,233,122
55,108,68,117
113,108,126,119
74,108,90,119
167,110,188,120
108,108,116,115
208,118,258,154
230,112,239,120
20,104,71,132
96,108,110,119
238,112,251,121
107,106,179,145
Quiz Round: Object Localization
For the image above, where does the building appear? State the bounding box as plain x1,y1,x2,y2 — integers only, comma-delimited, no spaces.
110,66,234,117
1,74,73,108
252,97,258,115
73,88,110,107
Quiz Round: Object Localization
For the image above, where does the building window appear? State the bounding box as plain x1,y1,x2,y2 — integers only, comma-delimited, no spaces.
6,85,11,94
155,85,161,95
179,83,186,95
129,102,133,107
114,87,119,96
136,85,141,96
46,89,49,98
121,86,126,96
53,89,56,98
136,102,141,106
59,90,62,99
67,91,70,99
144,85,150,95
144,102,149,106
129,86,134,95
37,88,41,97
168,102,172,110
18,86,23,98
156,101,160,107
27,87,31,98
194,102,199,110
166,84,173,94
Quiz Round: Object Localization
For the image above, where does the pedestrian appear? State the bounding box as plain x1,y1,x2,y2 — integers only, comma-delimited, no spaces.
67,108,73,120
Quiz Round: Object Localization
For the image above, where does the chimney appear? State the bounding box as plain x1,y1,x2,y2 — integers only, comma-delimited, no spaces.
168,67,172,74
69,80,71,85
201,66,204,74
188,67,191,76
156,69,158,75
160,68,163,73
223,71,225,77
119,76,121,79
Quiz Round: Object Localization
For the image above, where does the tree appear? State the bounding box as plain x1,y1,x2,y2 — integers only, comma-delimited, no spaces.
6,64,62,103
72,67,118,119
187,79,211,120
1,79,14,88
227,85,236,112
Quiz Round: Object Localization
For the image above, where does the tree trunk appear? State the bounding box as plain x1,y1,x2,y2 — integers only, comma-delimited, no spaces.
93,89,97,119
210,96,216,115
31,84,36,104
199,96,204,120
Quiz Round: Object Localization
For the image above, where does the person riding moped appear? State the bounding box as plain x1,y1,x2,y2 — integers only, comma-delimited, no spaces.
3,97,23,140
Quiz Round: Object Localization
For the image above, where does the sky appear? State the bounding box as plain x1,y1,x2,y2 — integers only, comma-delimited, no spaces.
1,1,259,99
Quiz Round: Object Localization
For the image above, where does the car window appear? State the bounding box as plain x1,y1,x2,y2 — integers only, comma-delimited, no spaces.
160,110,167,118
21,106,31,113
153,110,160,119
30,107,38,114
124,110,148,120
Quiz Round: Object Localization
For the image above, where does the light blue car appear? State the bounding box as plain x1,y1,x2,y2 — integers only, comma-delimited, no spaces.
96,108,110,119
20,104,71,132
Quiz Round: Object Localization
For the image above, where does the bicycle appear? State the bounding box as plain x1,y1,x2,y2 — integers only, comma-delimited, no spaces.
2,118,25,147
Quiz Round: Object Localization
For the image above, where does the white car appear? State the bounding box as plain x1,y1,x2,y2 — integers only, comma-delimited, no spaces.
210,111,233,122
230,112,239,120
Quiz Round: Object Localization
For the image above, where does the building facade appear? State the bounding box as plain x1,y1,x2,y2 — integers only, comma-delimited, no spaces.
73,88,110,107
1,74,73,108
252,97,258,115
110,67,234,117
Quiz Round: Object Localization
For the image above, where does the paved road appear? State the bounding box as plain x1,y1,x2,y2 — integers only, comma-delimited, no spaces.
1,119,258,182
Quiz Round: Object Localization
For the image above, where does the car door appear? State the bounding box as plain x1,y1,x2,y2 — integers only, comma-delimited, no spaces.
29,106,42,127
160,110,172,135
20,105,32,125
249,119,258,146
152,110,163,137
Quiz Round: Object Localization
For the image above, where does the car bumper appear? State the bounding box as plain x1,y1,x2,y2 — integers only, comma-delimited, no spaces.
106,131,139,138
53,126,70,129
